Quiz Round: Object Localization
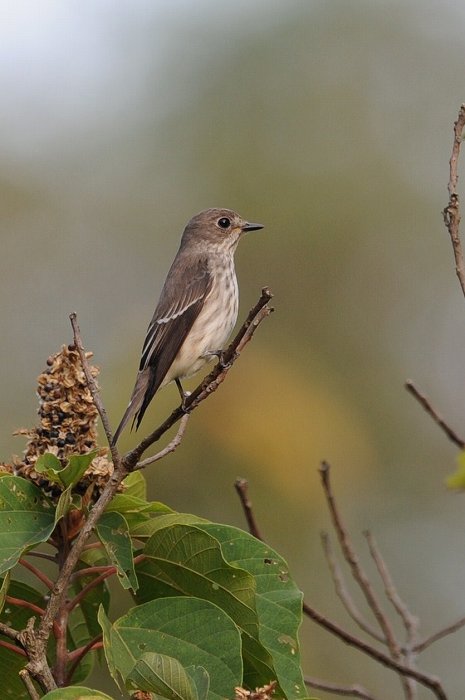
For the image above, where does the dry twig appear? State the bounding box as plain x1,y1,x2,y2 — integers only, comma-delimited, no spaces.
404,381,465,449
234,478,264,541
320,531,385,644
443,103,465,298
304,675,376,699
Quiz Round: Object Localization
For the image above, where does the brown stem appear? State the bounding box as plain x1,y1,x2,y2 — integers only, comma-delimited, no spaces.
413,616,465,653
405,381,465,449
320,531,385,644
19,559,54,591
302,602,447,700
19,668,40,700
234,478,264,541
0,639,27,656
443,103,465,299
66,635,103,684
304,675,376,699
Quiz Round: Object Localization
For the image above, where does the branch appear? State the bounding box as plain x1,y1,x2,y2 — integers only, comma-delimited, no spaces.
19,669,40,700
234,476,447,700
405,381,465,449
319,462,416,698
414,616,465,654
135,414,190,469
70,312,120,463
443,103,465,299
234,478,264,541
123,287,273,470
304,675,376,699
320,531,385,644
302,601,447,700
364,530,419,646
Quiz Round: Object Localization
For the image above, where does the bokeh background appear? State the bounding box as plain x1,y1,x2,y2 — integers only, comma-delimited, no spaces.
2,1,465,697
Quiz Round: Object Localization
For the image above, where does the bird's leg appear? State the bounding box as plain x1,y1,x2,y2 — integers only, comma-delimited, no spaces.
175,378,191,410
201,349,229,369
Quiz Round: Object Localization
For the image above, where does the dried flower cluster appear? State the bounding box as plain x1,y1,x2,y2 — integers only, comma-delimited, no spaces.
1,344,113,494
235,681,277,700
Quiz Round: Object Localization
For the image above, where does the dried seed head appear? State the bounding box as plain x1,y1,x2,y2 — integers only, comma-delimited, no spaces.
1,345,115,497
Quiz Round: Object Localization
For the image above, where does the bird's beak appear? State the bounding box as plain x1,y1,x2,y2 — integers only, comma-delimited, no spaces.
242,221,264,232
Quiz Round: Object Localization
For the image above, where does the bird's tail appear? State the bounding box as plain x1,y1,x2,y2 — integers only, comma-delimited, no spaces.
112,368,151,445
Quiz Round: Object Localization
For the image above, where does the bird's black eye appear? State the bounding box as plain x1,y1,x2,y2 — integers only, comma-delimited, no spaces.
217,217,231,229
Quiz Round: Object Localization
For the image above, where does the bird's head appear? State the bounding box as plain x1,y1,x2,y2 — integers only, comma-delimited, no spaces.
181,208,264,253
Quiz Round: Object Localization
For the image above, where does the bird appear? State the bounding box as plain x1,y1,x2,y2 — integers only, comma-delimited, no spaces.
112,207,264,444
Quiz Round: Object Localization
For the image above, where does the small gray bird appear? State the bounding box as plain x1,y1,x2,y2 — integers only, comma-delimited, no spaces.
112,208,263,444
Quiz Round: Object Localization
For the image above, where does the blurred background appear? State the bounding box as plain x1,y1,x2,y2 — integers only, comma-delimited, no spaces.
2,0,465,696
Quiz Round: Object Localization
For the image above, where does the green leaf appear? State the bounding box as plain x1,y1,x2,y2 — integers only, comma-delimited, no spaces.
0,580,45,698
55,485,73,523
99,598,242,700
35,453,64,485
126,651,204,700
121,470,147,499
96,512,138,591
136,523,257,633
106,494,172,531
0,572,10,615
42,688,115,699
446,450,465,490
0,476,56,575
131,512,208,541
35,451,98,490
199,523,306,700
61,451,98,489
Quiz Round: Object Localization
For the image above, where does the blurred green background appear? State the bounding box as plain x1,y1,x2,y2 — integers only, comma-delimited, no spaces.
2,0,465,696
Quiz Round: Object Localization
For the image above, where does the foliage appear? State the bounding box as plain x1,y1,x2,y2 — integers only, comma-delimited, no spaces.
0,459,308,699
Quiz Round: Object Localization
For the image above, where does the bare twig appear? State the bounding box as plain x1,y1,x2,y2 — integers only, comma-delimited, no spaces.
443,103,465,299
0,621,22,642
319,468,403,636
70,312,120,463
405,381,465,449
19,668,40,700
233,477,447,700
302,601,447,700
320,531,385,644
234,478,264,541
364,530,419,646
135,414,190,469
414,616,465,654
304,675,376,699
319,462,416,698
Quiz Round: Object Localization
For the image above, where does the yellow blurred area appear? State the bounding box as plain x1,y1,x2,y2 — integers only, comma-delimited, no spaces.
197,349,376,505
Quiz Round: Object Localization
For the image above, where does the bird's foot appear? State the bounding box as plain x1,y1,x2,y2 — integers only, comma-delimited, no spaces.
202,349,229,369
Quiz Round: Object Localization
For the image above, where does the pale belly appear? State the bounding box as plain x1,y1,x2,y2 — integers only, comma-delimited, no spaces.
162,274,238,386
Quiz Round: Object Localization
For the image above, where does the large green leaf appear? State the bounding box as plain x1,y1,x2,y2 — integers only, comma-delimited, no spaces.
96,511,138,591
199,524,305,700
105,494,172,531
0,476,56,574
42,688,114,699
136,523,257,635
126,651,208,700
0,580,46,698
98,598,242,700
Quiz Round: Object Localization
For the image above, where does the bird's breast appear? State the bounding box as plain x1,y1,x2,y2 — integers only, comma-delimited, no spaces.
163,264,239,385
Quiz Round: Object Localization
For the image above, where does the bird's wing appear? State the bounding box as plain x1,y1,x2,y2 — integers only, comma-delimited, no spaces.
112,257,212,444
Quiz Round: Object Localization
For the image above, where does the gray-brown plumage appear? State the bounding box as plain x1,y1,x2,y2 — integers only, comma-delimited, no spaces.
112,208,263,444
